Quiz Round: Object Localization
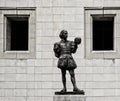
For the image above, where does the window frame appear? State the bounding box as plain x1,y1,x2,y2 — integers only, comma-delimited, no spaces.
85,7,120,59
0,7,36,59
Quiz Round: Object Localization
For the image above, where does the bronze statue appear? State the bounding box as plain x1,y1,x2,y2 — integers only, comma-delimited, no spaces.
53,30,84,94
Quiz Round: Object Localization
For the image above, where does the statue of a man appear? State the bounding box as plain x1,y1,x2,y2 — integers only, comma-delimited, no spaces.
53,30,83,93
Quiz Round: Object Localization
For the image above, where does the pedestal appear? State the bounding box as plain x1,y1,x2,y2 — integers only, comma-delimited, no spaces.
53,92,86,101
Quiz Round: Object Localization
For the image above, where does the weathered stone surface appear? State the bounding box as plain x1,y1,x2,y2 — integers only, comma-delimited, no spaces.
53,95,86,101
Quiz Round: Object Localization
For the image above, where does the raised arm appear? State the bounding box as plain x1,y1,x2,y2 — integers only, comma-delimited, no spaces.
71,37,81,53
71,41,78,53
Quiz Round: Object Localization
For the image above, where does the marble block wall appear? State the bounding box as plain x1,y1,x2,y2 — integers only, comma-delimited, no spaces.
0,0,120,101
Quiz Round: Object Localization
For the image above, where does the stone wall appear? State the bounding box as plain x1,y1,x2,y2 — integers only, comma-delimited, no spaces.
0,0,120,101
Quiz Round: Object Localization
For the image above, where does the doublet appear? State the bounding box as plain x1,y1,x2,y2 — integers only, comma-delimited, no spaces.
53,40,77,70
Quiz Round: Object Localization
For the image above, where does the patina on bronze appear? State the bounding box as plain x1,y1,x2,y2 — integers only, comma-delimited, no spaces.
53,30,84,95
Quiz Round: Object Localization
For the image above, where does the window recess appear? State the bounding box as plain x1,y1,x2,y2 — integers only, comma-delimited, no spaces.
92,15,114,51
5,15,29,51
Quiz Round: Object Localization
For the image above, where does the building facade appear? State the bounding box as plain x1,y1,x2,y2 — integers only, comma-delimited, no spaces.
0,0,120,101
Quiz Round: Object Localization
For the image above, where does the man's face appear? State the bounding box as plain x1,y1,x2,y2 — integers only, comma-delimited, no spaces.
63,31,68,40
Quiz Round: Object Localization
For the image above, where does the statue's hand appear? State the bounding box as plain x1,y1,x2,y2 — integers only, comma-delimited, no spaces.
74,37,81,45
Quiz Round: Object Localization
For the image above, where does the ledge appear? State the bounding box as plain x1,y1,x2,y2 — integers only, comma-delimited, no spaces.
0,7,36,10
84,7,120,10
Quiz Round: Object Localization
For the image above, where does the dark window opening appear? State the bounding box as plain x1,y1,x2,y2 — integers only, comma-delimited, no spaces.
93,16,114,51
6,16,29,51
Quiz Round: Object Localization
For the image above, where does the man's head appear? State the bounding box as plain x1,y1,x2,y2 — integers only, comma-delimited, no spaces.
59,30,68,40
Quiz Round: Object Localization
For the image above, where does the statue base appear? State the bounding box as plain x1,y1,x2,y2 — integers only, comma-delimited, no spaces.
53,94,85,101
54,91,85,101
